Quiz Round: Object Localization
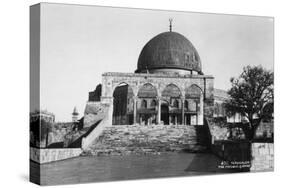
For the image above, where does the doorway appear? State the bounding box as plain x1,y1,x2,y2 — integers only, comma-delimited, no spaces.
161,104,169,125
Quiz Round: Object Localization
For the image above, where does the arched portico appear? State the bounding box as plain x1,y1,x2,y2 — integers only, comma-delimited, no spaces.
112,83,134,125
100,72,211,126
137,83,158,125
184,84,204,125
161,84,182,125
160,100,169,125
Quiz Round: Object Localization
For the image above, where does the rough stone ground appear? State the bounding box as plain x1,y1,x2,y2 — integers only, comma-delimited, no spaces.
85,124,209,156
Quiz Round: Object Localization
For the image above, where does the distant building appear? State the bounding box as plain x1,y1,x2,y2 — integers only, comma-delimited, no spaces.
30,110,55,123
213,89,245,123
30,110,55,148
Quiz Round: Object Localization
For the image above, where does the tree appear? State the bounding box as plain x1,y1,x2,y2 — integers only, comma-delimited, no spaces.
224,65,273,140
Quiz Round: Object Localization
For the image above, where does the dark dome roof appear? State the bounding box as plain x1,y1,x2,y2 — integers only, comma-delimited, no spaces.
136,31,202,73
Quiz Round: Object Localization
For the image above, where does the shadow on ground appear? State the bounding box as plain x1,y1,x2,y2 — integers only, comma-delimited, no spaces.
184,153,249,173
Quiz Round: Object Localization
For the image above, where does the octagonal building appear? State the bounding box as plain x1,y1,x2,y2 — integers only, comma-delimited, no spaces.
87,26,214,127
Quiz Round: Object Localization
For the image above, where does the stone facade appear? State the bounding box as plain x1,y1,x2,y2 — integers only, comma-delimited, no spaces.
102,72,213,102
99,72,214,126
251,143,274,171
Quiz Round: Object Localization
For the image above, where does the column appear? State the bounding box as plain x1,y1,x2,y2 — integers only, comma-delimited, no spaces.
196,101,199,125
181,98,185,125
133,96,137,124
198,94,204,125
107,97,114,126
169,115,172,125
157,97,161,124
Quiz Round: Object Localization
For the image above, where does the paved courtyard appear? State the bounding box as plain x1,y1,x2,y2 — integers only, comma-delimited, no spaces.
33,152,244,185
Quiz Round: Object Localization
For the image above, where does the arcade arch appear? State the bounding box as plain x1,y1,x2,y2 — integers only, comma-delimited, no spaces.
112,83,134,125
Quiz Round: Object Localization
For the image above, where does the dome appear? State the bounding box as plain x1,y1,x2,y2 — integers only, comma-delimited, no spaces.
136,31,202,74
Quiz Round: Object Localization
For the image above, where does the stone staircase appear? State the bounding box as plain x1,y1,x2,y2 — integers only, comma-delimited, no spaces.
85,124,210,156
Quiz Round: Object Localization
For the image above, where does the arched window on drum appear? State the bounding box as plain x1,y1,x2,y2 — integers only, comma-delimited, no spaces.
141,99,147,109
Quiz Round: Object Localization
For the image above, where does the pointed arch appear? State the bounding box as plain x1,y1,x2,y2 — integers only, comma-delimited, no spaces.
185,84,202,98
112,83,134,125
112,82,134,98
162,83,182,98
137,83,158,98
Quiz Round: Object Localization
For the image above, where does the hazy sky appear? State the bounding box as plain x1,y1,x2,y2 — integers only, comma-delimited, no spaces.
38,3,273,122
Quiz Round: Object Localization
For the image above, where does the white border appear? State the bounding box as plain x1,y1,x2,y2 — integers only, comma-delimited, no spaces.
0,0,279,188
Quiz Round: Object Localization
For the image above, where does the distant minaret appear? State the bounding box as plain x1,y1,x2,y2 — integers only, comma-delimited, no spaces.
72,107,79,122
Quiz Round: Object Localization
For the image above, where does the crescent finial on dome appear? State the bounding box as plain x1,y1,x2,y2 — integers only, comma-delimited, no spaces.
169,18,173,32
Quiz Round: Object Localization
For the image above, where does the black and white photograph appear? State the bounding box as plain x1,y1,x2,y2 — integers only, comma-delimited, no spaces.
29,2,274,186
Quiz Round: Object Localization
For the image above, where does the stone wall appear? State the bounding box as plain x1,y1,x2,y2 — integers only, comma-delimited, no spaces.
83,102,109,128
81,104,111,150
30,147,82,164
47,123,73,147
85,124,210,156
251,143,274,172
57,102,110,148
212,140,251,162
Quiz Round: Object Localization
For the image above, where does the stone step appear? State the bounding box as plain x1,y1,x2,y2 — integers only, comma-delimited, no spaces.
88,125,209,155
